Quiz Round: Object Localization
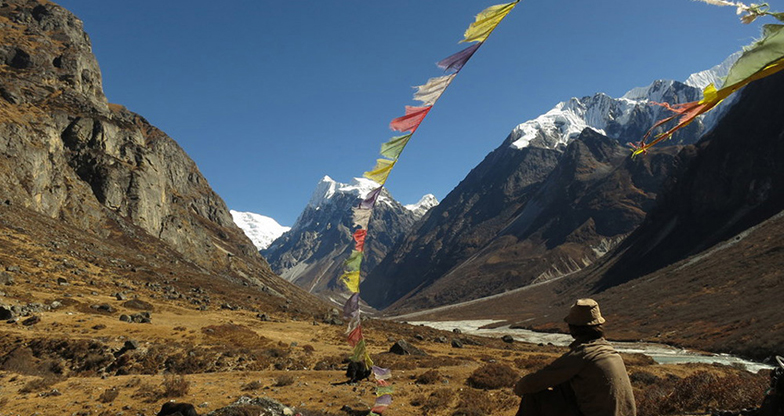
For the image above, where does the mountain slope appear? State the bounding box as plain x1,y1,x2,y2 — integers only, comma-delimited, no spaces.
0,0,319,307
363,142,562,309
376,131,681,313
402,70,784,360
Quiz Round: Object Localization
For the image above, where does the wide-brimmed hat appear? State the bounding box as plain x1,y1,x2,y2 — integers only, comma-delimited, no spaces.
564,298,605,326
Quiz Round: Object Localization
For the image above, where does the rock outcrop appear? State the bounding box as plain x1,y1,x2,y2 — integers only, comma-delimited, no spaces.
0,0,313,303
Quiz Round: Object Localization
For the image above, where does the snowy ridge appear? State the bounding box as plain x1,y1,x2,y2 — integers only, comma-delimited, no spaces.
404,194,439,218
685,52,742,90
230,210,290,250
509,52,741,150
307,176,382,209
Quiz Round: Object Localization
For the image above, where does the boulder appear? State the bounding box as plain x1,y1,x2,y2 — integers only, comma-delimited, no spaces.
389,340,427,356
0,305,13,320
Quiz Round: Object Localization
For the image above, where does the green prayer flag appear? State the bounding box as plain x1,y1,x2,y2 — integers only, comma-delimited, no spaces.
723,24,784,87
380,134,412,160
344,250,363,272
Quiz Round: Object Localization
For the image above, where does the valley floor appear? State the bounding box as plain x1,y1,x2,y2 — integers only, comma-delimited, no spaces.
0,287,771,416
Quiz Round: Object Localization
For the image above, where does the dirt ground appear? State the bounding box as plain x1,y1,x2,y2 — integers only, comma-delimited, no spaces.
0,282,771,416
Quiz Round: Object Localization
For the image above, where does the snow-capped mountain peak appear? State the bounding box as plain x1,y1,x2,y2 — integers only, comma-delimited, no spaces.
508,52,742,151
405,194,439,218
230,210,290,250
307,176,381,209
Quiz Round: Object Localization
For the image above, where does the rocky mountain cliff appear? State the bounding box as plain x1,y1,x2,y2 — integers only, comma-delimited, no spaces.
0,0,316,306
262,176,436,302
367,130,681,312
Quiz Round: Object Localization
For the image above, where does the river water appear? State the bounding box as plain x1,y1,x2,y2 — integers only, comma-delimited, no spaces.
408,319,774,373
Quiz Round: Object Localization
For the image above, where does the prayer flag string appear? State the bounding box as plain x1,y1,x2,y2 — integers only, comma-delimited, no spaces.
337,2,520,415
633,4,784,156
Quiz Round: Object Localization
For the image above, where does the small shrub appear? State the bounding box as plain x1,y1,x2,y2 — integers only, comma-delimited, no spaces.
314,357,342,371
19,376,60,393
241,380,262,391
620,353,656,366
634,370,768,416
202,324,268,348
415,369,441,385
211,405,265,416
123,299,153,310
411,388,455,415
274,374,295,387
514,354,550,371
97,387,120,403
162,374,189,398
629,370,660,386
467,363,519,390
453,387,519,416
131,381,159,402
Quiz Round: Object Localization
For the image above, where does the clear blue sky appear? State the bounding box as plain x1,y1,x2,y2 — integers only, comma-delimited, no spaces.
56,0,768,226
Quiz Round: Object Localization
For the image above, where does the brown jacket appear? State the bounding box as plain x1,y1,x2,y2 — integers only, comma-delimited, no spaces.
514,338,636,416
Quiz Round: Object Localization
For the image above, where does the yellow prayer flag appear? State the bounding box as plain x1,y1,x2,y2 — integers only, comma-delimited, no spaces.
340,270,360,293
363,158,396,185
461,1,518,43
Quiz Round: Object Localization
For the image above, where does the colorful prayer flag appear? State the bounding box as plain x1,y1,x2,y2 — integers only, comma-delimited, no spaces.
343,292,360,319
340,270,360,293
437,43,481,73
635,24,784,155
360,186,383,209
372,366,392,380
723,24,784,87
344,250,363,271
389,106,432,133
379,134,412,160
413,74,456,106
352,207,372,229
363,158,396,184
353,229,367,252
348,326,363,346
461,1,518,43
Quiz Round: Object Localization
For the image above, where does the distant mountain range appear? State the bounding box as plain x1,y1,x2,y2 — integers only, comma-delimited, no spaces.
238,53,741,310
256,176,437,302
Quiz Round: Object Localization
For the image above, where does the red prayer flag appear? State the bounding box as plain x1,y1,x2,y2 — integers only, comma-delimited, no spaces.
347,326,363,346
353,229,367,252
389,106,432,133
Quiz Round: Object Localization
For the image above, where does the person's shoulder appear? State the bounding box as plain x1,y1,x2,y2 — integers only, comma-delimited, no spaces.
572,338,617,355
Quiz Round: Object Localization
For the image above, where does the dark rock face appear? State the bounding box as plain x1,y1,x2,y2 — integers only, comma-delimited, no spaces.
0,0,291,293
262,179,421,300
596,70,784,290
366,128,680,313
363,143,562,309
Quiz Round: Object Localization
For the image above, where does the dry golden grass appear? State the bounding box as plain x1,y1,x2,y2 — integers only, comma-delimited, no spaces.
0,203,770,416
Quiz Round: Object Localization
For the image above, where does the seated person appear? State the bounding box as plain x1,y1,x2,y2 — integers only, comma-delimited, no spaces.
513,299,636,416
